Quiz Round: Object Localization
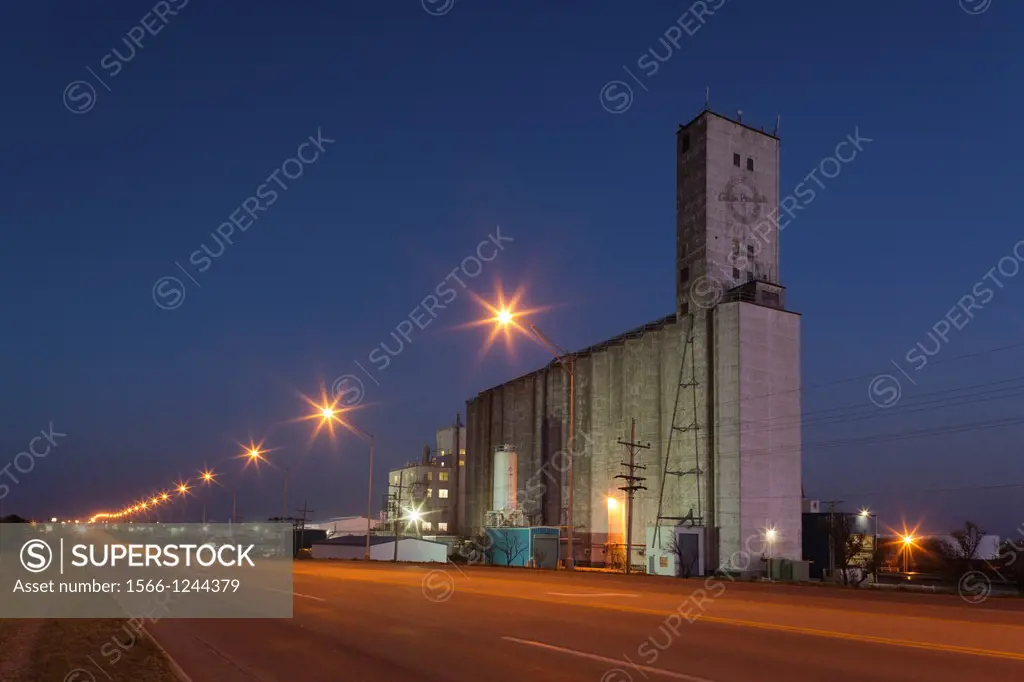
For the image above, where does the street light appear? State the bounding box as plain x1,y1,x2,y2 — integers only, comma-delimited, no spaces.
199,469,217,524
901,533,916,573
174,481,191,522
312,400,376,561
482,291,576,569
859,509,879,581
765,527,777,580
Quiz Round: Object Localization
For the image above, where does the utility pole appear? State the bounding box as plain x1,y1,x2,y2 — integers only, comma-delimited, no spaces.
823,500,843,580
296,501,314,558
453,412,462,534
391,470,404,562
615,418,649,575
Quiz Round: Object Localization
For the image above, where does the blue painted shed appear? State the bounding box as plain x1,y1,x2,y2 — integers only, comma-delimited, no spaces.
485,527,561,568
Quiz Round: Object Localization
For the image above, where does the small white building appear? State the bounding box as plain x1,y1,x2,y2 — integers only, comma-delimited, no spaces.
311,535,448,562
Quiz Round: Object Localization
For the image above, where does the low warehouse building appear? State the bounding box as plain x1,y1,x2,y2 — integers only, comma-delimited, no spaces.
311,535,448,562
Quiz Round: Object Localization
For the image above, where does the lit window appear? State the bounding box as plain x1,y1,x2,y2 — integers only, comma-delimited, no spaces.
426,472,432,481
427,488,432,497
659,556,669,569
438,522,448,532
438,489,449,499
422,521,432,531
439,472,449,481
459,449,465,455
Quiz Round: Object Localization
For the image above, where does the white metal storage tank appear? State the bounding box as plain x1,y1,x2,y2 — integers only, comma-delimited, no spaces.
492,446,518,511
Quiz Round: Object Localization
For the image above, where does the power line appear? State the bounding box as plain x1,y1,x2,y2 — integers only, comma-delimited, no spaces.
707,375,1024,440
710,340,1024,410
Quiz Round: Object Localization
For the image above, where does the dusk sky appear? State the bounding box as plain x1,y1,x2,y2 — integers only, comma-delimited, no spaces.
1,0,1020,535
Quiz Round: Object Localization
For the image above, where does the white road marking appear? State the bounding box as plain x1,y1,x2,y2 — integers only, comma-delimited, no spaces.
546,592,639,598
262,587,326,602
501,637,719,682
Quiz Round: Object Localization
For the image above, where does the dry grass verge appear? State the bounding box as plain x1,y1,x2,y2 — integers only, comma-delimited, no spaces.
27,619,181,682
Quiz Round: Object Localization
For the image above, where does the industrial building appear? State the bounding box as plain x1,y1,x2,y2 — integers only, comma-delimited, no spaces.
384,445,457,535
436,423,467,531
464,109,803,576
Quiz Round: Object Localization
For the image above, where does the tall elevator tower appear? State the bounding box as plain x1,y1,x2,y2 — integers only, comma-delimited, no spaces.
656,110,802,573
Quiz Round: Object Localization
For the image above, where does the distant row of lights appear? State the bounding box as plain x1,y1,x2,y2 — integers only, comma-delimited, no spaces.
86,395,360,523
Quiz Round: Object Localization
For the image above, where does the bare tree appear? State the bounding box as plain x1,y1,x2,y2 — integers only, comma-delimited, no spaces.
606,544,626,571
830,515,868,585
667,535,697,578
493,530,527,567
861,540,887,584
943,521,987,578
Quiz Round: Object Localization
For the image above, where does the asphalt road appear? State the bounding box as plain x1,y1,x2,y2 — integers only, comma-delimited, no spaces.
148,562,1024,682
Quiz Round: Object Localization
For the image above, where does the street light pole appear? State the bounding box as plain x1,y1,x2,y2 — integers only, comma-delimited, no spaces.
528,323,576,570
310,404,375,561
873,514,879,582
394,469,403,563
365,433,375,561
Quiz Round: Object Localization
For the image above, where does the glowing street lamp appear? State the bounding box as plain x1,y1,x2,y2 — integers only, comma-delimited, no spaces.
303,395,377,560
900,533,917,573
198,469,217,524
858,509,880,581
472,287,577,569
764,527,778,581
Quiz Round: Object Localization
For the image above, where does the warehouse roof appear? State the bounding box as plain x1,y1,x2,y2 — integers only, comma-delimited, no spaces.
312,535,447,547
475,312,679,396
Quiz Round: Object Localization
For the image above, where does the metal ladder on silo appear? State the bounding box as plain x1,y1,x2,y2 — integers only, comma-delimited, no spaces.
652,312,704,547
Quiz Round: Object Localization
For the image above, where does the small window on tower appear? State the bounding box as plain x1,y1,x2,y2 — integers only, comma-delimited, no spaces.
747,244,754,257
679,266,689,286
733,153,740,167
681,134,690,153
732,267,740,279
747,158,754,171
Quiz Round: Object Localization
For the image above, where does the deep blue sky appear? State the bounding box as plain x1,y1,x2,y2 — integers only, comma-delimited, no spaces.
1,0,1021,535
